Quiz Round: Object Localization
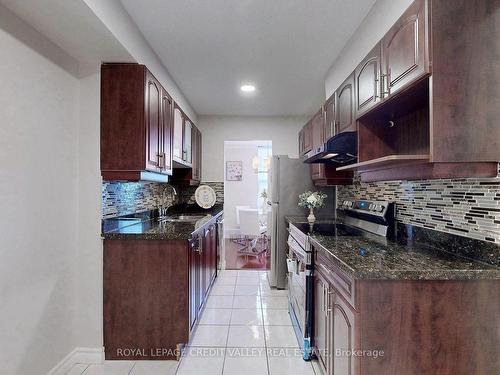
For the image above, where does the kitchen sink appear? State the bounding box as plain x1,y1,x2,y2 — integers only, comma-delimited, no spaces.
160,214,208,222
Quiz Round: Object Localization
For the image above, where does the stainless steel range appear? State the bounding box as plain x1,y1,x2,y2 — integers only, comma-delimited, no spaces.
287,199,395,360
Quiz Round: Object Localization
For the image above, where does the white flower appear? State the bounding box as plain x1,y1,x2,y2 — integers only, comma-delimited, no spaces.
306,195,317,204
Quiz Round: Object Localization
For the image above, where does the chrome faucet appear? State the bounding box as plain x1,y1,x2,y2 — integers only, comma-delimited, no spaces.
159,184,178,218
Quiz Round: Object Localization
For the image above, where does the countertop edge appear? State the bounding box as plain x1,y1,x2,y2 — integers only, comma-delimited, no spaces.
101,209,224,241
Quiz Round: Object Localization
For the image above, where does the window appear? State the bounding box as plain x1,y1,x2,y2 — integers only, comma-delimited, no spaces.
256,143,272,212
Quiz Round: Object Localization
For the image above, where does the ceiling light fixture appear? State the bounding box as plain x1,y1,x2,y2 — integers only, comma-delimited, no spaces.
240,84,256,93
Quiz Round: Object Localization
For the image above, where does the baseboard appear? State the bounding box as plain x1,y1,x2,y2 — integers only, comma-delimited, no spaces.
47,347,104,375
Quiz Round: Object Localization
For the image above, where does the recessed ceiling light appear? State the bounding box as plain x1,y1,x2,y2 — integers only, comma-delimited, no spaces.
240,84,256,93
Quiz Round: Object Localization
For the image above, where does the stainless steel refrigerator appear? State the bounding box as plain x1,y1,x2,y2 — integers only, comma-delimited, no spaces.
267,155,335,289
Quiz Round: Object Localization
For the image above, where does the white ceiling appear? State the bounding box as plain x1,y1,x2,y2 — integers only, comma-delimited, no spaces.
120,0,376,116
0,0,134,77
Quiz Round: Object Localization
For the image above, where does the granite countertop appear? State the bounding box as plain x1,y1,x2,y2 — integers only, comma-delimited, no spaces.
102,204,223,240
287,216,500,280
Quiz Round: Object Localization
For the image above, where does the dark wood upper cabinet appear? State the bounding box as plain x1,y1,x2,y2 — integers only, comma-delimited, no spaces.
324,94,335,141
101,64,173,181
171,123,202,186
192,126,202,182
183,118,193,164
381,0,430,97
336,73,356,133
173,106,184,161
303,121,313,154
311,108,325,153
355,44,382,118
145,71,162,172
161,89,174,175
339,0,499,181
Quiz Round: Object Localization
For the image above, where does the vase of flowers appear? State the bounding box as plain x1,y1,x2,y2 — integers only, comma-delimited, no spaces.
298,191,327,225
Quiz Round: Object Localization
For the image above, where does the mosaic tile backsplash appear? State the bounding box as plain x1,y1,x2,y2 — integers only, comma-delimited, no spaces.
338,169,500,243
102,181,224,219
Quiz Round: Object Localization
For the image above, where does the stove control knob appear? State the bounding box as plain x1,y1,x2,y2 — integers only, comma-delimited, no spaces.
369,204,375,211
378,205,385,213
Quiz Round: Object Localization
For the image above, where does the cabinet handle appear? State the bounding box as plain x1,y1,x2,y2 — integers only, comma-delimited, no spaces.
158,152,165,169
326,289,334,315
380,73,390,96
374,78,380,98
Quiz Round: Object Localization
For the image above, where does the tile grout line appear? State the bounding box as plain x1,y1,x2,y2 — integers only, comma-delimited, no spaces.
259,282,271,375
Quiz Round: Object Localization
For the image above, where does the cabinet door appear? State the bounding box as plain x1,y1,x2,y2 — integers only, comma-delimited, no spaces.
173,106,183,160
336,73,355,133
331,292,357,375
201,228,211,302
303,122,313,154
314,271,330,374
145,71,162,171
188,239,198,328
381,0,429,97
311,164,324,181
183,118,193,164
210,225,217,282
311,109,325,153
324,94,335,141
197,130,202,181
298,129,305,156
191,126,202,182
355,43,382,118
160,89,173,174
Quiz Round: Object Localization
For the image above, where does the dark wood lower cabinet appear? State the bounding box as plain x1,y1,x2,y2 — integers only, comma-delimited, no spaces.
103,221,220,360
313,246,500,375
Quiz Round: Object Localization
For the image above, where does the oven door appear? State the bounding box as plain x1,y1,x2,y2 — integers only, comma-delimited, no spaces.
287,235,309,345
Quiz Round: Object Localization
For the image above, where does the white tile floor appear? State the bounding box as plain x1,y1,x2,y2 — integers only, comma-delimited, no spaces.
67,270,317,375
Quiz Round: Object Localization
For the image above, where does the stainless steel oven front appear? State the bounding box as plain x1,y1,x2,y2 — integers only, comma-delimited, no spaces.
287,224,313,360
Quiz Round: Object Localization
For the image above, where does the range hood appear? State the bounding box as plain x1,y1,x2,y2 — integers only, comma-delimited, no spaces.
304,131,357,164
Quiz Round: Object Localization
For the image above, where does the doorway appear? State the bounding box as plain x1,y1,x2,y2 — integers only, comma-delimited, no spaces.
223,140,272,270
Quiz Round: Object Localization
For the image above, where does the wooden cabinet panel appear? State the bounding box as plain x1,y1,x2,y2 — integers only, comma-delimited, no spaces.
145,71,162,171
336,73,355,133
314,270,330,374
355,44,382,118
310,164,353,186
173,106,183,160
161,89,173,174
103,239,189,360
381,0,429,97
183,118,193,164
191,126,202,182
303,122,313,154
188,237,201,329
311,109,325,153
101,64,173,181
331,292,356,375
324,94,335,141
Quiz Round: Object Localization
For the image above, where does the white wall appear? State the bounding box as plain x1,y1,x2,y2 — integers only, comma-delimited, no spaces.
197,116,307,181
83,0,197,121
0,7,79,374
223,142,260,232
76,71,103,349
324,0,413,98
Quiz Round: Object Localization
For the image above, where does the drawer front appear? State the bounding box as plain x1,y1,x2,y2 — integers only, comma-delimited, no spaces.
315,250,357,311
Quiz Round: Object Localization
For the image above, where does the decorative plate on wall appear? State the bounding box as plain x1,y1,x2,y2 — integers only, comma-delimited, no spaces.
195,185,217,209
226,160,243,181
